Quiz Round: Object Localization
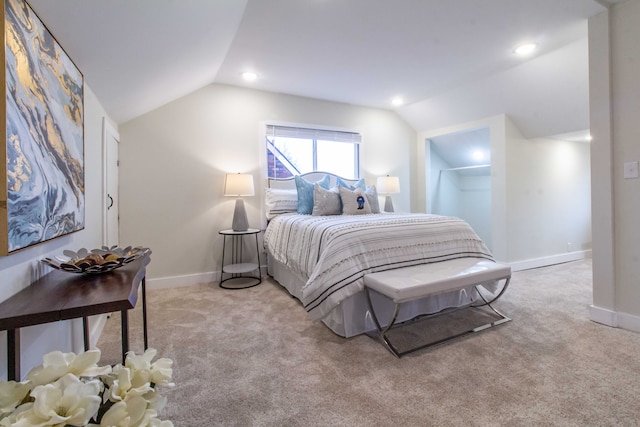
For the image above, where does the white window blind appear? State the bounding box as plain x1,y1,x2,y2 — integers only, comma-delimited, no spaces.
266,125,361,144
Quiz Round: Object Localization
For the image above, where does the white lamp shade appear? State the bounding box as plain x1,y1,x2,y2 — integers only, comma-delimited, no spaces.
224,173,255,196
376,176,400,194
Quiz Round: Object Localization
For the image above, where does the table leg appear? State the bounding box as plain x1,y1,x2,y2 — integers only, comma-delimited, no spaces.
220,235,227,284
82,316,90,351
142,277,148,350
254,233,261,284
7,329,20,381
121,309,129,364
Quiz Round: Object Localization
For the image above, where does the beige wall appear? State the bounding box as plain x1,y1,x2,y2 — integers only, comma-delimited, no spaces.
119,84,416,282
0,85,111,379
590,0,640,329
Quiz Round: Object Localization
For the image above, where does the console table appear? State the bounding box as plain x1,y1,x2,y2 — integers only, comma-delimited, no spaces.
0,253,150,381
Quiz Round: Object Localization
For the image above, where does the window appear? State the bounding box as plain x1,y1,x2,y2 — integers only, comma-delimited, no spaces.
266,124,360,179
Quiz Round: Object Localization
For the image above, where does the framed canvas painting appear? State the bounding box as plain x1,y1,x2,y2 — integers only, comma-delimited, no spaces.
1,0,84,255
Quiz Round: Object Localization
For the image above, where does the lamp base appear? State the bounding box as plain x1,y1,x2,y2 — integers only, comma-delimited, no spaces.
232,198,249,231
383,195,394,213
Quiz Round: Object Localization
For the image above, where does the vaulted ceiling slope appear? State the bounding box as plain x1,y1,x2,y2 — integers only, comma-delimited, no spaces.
28,0,623,137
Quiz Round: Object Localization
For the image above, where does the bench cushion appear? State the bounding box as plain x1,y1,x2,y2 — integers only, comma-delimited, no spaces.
364,258,511,304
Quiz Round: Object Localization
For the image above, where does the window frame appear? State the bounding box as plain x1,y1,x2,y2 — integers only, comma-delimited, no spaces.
263,122,362,180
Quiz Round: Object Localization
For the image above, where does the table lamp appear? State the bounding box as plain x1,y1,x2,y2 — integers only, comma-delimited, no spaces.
224,173,255,231
376,175,400,212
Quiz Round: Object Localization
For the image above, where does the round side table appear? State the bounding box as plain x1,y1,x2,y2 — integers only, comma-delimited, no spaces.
219,228,261,289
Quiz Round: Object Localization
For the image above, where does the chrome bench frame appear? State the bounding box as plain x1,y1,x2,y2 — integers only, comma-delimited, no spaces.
364,259,511,358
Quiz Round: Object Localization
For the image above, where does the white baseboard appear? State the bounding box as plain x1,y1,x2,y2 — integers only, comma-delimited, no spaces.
589,305,618,327
617,311,640,333
508,250,592,272
147,271,217,290
146,266,268,290
147,254,590,290
589,305,640,333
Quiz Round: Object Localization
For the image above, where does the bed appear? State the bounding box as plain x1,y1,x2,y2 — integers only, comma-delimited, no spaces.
263,172,496,338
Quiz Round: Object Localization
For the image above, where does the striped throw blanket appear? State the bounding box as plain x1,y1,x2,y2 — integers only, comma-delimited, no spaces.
263,213,494,320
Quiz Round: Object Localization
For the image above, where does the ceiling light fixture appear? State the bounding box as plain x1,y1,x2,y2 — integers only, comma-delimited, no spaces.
242,72,258,81
391,97,404,107
514,43,537,56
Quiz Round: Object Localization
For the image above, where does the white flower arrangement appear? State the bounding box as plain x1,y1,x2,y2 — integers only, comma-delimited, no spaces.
0,348,173,427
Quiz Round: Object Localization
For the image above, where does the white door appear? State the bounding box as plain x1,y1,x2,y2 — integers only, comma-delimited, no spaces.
103,118,120,247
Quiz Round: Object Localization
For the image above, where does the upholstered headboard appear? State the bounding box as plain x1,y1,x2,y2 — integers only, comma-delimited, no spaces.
266,172,359,189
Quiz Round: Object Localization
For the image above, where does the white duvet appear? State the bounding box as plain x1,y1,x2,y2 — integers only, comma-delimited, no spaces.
263,213,494,320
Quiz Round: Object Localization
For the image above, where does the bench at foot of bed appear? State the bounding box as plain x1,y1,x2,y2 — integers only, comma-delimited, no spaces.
363,258,511,358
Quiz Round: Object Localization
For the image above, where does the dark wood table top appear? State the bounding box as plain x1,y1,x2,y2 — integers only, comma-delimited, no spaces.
0,255,150,331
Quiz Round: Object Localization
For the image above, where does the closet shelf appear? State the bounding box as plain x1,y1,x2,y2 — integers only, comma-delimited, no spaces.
441,164,491,172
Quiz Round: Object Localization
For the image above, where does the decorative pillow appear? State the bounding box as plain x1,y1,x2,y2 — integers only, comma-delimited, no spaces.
336,176,366,191
312,184,342,216
364,185,381,214
264,188,298,219
339,185,372,215
295,175,330,214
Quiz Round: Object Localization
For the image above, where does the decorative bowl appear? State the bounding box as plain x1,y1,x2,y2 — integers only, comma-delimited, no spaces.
40,246,150,274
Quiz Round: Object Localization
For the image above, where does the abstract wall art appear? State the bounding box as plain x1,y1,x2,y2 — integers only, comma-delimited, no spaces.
1,0,84,255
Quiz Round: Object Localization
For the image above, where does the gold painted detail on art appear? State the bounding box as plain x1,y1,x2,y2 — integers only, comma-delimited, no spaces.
6,134,31,193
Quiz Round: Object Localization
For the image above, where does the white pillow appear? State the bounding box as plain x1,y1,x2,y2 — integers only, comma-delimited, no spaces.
312,184,342,216
339,186,372,215
265,188,298,219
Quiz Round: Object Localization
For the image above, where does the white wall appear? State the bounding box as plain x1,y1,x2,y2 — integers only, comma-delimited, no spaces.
0,85,112,379
611,0,640,321
505,130,592,262
458,174,492,250
429,148,461,218
118,84,416,283
590,0,640,330
428,149,493,249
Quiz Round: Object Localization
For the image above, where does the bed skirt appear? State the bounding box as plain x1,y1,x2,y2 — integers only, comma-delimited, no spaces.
267,255,479,338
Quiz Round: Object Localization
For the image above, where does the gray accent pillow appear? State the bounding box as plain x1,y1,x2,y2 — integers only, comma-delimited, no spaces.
365,185,380,214
312,184,342,216
339,186,372,215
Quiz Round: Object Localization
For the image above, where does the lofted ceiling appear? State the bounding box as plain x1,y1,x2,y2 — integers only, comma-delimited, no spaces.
27,0,623,137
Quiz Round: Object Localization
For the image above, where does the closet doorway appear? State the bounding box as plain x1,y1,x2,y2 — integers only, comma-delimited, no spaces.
428,127,492,249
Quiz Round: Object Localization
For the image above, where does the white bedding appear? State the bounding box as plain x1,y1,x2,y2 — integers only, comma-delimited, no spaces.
263,212,494,321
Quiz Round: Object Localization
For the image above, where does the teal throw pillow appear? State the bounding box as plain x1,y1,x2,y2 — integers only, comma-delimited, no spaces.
336,176,366,191
295,175,330,214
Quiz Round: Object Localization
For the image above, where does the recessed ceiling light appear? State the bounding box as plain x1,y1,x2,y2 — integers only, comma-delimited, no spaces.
391,97,404,106
242,72,258,81
514,43,537,56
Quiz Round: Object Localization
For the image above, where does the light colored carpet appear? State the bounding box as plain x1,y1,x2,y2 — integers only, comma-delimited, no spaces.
97,259,640,426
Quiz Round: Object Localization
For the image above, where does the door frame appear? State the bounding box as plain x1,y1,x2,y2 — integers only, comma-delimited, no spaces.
102,117,120,246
